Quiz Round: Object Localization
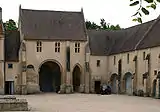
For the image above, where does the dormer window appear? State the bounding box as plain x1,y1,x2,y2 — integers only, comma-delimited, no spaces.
36,41,42,52
75,42,80,53
55,42,60,52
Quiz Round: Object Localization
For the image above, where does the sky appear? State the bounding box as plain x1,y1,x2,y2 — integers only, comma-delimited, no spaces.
1,0,160,28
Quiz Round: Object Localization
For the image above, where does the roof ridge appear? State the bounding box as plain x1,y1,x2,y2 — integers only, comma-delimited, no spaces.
134,18,158,50
21,8,81,13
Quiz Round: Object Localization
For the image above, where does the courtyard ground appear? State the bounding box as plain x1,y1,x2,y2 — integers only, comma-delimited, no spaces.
8,93,160,112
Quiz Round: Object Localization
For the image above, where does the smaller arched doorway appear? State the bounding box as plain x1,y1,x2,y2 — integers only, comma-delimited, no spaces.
110,73,118,94
72,65,81,92
124,72,132,95
39,61,61,93
152,79,157,97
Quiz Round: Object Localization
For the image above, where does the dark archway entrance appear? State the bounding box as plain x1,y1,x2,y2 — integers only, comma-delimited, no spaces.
124,72,132,95
39,61,61,92
72,65,81,92
152,79,157,97
110,74,118,94
94,81,101,94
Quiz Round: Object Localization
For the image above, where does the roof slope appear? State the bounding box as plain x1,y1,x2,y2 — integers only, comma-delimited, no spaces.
88,30,116,55
88,19,156,56
110,20,154,55
20,8,87,41
5,31,20,62
136,17,160,50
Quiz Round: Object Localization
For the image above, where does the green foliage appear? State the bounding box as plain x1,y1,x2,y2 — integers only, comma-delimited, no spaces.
130,0,159,23
85,19,121,30
3,19,18,31
141,7,149,15
130,1,140,6
144,0,154,3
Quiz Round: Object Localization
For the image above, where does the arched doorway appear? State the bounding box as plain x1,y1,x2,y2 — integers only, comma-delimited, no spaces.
124,72,132,95
152,79,157,97
39,61,61,92
110,73,118,94
72,65,81,92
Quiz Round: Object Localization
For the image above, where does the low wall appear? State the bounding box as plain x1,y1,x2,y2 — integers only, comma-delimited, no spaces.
0,97,28,111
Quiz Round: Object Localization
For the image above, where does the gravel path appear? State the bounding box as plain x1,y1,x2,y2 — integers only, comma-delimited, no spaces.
10,93,160,112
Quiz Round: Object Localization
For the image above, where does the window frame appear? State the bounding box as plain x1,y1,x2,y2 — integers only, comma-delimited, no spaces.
8,63,13,69
36,41,42,52
75,42,80,53
97,60,100,67
55,42,60,53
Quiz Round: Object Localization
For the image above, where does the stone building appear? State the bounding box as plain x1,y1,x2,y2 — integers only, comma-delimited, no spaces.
0,6,160,98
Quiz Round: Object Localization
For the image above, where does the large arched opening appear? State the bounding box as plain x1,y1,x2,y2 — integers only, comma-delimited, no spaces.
72,65,81,92
110,73,118,94
123,72,132,95
39,61,61,92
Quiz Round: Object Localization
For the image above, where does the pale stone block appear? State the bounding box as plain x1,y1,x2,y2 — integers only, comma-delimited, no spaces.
144,79,147,96
27,83,40,94
79,84,85,93
131,78,134,95
0,88,4,95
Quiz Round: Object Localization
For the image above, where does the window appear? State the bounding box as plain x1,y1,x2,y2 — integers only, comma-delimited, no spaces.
154,70,157,75
127,53,129,64
114,56,116,65
8,64,13,69
143,52,145,60
97,60,100,67
55,42,60,52
75,42,80,53
36,41,42,52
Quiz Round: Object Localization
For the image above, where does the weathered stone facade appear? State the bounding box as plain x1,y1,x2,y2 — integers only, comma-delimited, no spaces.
0,6,160,99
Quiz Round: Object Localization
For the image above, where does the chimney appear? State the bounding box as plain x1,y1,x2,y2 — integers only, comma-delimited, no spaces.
0,7,2,21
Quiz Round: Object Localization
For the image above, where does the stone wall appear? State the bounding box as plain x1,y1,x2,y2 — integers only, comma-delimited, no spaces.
0,96,28,111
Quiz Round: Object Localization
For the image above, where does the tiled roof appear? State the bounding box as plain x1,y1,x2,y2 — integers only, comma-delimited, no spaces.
20,8,87,41
88,18,158,56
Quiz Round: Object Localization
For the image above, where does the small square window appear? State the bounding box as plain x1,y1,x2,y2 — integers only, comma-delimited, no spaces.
154,70,157,75
97,60,100,67
8,64,13,69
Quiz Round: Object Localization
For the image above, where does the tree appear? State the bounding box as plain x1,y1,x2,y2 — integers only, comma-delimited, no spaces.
86,20,100,29
100,19,121,30
85,19,122,30
3,19,18,31
130,0,160,23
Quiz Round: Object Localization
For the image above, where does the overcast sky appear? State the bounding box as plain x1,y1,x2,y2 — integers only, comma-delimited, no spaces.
1,0,160,28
